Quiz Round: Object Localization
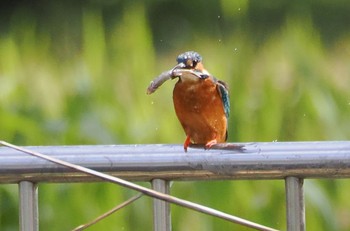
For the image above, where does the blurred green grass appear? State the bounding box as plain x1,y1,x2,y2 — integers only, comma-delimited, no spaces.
0,1,350,231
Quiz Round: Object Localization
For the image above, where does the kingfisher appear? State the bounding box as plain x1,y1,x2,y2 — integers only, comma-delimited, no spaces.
147,51,230,152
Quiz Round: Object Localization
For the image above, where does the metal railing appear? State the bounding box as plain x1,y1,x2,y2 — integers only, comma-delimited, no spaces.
1,141,350,231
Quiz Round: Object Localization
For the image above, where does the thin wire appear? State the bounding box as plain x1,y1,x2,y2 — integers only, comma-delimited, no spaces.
0,140,279,231
72,193,143,231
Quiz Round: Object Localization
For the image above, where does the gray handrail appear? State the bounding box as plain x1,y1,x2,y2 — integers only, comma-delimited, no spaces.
1,141,350,183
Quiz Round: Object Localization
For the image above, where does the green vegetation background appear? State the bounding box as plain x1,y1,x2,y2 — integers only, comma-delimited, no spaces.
1,1,350,230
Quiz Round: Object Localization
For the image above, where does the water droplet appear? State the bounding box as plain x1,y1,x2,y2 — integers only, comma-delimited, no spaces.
151,101,154,105
218,39,222,42
238,8,241,11
217,15,221,19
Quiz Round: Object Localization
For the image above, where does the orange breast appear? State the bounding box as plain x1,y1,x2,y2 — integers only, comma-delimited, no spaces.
173,78,227,144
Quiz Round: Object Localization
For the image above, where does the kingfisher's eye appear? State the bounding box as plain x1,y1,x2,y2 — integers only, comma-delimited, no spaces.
185,59,194,67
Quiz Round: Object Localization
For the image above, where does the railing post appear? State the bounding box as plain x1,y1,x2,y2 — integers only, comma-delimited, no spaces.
285,177,305,231
152,179,171,231
19,181,38,231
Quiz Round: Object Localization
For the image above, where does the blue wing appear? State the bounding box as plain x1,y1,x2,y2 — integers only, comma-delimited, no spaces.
216,79,230,119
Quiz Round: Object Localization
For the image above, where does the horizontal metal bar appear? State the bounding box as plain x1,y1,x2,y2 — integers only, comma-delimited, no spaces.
0,141,350,183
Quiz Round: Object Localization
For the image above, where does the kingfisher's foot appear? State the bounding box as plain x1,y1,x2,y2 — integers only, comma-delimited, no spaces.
183,135,192,152
204,139,218,150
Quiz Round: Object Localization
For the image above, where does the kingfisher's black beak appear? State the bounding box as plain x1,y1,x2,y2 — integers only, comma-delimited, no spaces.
170,63,208,79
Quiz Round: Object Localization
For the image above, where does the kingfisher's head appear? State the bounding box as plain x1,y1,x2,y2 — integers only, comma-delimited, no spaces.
176,51,202,69
170,51,209,81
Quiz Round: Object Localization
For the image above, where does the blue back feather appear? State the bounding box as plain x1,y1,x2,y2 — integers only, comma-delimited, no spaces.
216,79,230,118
